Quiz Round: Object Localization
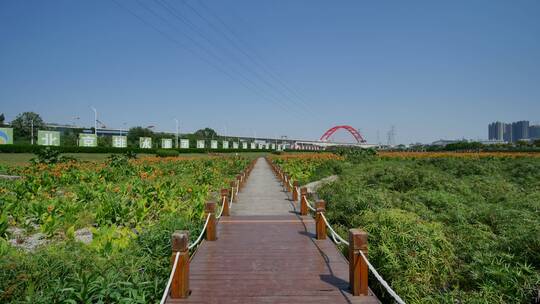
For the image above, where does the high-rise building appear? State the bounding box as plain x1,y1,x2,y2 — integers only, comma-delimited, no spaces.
503,123,513,142
529,125,540,140
488,122,505,140
512,121,529,142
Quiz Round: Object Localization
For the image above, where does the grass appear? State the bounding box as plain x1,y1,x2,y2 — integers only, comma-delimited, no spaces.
273,153,540,303
0,155,253,303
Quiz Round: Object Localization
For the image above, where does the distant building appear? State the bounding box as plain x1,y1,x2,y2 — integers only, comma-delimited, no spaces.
488,122,505,140
504,123,513,142
512,121,529,142
530,125,540,140
490,120,537,143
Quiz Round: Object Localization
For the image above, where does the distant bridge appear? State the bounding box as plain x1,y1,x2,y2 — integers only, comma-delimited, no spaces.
289,125,376,150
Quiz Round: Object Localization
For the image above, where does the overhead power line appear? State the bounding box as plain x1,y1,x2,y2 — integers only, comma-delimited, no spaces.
149,0,300,113
111,0,294,113
178,0,316,115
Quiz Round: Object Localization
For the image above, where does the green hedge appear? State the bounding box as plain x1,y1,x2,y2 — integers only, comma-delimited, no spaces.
0,144,273,154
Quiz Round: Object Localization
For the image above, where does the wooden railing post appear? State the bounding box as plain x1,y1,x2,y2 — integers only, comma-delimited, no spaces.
205,201,217,241
220,188,229,217
315,200,326,240
349,229,368,296
300,187,308,216
230,181,237,202
171,231,190,298
292,181,299,202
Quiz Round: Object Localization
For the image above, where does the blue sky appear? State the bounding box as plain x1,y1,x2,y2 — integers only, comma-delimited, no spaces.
1,0,539,144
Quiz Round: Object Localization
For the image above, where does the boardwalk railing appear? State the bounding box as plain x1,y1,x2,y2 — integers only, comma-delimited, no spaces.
159,159,256,302
266,157,406,304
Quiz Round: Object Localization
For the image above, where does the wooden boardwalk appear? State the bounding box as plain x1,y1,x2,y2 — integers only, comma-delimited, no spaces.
167,158,379,303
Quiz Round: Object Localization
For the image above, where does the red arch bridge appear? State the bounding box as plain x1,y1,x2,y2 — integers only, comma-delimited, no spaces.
290,125,375,150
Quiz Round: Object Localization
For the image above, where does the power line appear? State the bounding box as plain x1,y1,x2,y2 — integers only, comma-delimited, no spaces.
111,0,291,113
135,0,300,113
153,0,309,115
191,0,316,114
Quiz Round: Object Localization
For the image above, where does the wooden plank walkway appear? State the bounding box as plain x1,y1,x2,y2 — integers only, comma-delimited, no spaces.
167,158,379,304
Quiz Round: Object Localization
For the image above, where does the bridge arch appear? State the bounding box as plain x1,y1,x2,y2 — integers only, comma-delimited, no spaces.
320,125,366,143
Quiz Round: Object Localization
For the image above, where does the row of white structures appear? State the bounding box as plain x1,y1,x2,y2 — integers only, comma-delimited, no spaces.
2,129,325,150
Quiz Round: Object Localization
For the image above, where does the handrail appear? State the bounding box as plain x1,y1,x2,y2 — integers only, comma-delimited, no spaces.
269,158,406,304
358,249,406,304
160,213,210,303
160,159,255,301
217,189,235,220
216,196,226,219
188,213,211,251
160,252,181,304
305,198,316,212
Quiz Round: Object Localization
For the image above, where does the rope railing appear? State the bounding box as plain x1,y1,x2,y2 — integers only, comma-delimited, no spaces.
160,252,180,304
310,197,405,303
267,157,406,304
188,213,212,251
160,213,210,303
216,196,226,219
358,250,406,304
160,158,257,301
305,198,317,212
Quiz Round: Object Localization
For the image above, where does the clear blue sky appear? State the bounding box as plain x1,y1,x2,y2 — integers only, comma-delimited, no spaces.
1,0,539,144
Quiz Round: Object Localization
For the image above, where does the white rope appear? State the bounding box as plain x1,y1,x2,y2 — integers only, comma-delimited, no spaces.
321,213,349,245
159,251,180,304
216,196,226,219
359,250,407,304
188,213,211,251
305,198,317,212
320,213,406,304
160,172,245,302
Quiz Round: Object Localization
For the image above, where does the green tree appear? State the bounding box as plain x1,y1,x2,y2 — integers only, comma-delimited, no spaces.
0,113,5,126
534,139,540,147
127,127,154,146
194,127,217,139
11,112,45,139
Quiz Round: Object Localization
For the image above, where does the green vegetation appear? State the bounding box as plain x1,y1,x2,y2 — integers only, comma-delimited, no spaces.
0,155,251,303
274,153,540,303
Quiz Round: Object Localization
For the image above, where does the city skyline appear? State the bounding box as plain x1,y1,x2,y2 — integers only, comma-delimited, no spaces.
488,120,540,143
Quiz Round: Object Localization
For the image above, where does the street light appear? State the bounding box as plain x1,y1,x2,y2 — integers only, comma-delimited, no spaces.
91,107,97,135
30,119,34,145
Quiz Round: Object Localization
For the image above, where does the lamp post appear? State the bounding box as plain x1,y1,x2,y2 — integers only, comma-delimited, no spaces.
91,107,97,135
30,119,34,145
175,118,179,148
